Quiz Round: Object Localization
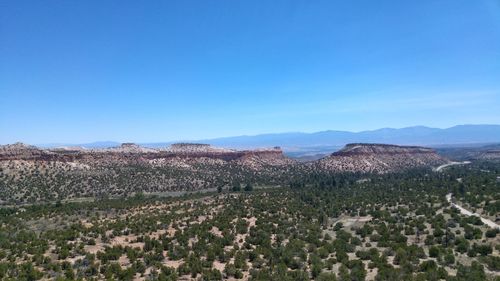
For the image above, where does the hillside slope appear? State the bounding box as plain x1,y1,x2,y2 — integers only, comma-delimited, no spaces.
0,142,450,204
0,143,294,204
316,143,447,173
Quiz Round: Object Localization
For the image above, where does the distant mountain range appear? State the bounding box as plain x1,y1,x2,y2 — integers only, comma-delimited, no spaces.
37,125,500,157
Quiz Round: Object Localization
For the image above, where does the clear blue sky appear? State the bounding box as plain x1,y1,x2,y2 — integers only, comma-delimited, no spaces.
1,0,499,144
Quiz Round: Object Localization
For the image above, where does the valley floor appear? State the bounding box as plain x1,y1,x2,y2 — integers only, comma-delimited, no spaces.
0,162,499,280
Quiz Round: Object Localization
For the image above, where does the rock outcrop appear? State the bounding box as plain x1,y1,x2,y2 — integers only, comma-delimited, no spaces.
0,142,53,161
0,143,291,164
0,142,453,204
316,143,447,173
168,143,232,153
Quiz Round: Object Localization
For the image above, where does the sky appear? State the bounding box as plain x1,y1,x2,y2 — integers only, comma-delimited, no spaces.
1,0,500,144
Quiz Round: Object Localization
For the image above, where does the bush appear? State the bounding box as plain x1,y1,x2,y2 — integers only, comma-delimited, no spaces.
429,246,440,258
419,260,437,272
232,184,241,192
485,229,498,238
444,253,455,265
244,183,253,192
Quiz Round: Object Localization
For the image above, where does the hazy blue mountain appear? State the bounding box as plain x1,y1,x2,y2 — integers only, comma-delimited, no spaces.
36,125,500,156
197,125,500,149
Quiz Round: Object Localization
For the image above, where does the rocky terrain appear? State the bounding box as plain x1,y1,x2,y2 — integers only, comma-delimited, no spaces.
475,149,500,161
0,143,296,204
316,143,447,173
437,144,500,161
0,142,448,204
0,143,290,165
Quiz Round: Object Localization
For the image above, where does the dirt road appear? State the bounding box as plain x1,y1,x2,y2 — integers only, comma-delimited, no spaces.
446,193,499,229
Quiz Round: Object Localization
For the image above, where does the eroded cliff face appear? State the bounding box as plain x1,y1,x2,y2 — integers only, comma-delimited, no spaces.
0,142,447,175
316,143,448,173
0,142,51,160
333,143,437,156
0,142,451,204
0,143,296,204
0,143,292,164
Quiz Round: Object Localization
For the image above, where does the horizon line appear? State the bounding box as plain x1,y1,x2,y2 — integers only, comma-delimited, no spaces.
2,123,499,146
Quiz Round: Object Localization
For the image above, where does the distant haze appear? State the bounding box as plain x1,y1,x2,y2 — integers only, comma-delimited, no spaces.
194,125,500,149
36,125,500,156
